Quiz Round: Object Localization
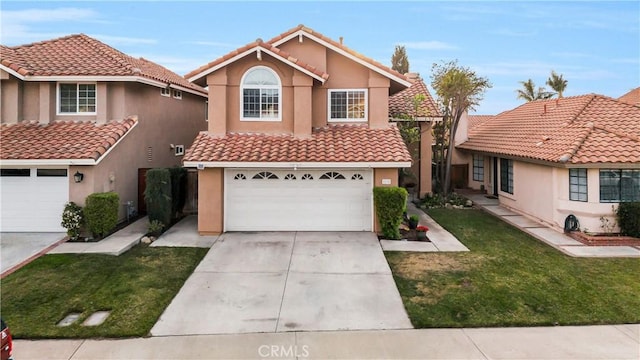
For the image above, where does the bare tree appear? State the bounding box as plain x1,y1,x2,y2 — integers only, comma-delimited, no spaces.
431,60,491,197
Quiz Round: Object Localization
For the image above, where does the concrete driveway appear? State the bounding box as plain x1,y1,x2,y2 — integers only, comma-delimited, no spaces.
1,232,66,275
151,232,412,336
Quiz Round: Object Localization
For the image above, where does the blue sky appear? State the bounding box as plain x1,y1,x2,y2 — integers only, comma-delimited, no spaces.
2,1,638,114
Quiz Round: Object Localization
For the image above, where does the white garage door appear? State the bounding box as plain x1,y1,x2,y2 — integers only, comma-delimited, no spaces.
0,168,69,232
225,169,372,231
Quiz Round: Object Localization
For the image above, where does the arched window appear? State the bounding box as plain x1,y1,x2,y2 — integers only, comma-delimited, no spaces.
240,66,281,121
320,172,346,180
252,171,279,180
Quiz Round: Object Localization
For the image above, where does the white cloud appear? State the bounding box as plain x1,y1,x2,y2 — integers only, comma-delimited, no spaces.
90,34,157,46
187,40,237,48
401,41,458,51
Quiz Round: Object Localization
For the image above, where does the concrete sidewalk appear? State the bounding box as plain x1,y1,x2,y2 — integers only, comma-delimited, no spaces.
48,217,149,256
464,193,640,258
14,324,639,359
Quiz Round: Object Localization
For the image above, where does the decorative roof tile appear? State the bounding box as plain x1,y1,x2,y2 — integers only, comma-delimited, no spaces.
458,95,640,165
184,124,411,164
0,117,137,161
389,78,441,119
0,34,207,95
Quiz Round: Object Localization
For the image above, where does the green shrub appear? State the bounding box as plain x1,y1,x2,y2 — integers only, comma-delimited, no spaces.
616,202,640,238
147,219,165,236
168,166,187,220
373,186,408,239
84,192,119,239
145,168,172,226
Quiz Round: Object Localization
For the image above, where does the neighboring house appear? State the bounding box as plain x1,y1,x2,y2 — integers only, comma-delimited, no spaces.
454,94,640,232
389,73,442,197
183,25,412,234
0,34,208,232
618,87,640,107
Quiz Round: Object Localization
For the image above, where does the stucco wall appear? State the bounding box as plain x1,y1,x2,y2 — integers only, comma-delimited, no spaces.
197,168,223,235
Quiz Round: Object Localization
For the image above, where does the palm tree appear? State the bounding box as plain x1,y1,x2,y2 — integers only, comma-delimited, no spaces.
516,79,554,102
546,70,568,98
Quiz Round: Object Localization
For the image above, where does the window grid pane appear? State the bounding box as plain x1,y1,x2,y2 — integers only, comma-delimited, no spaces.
473,155,484,181
243,89,260,118
569,169,588,202
330,90,365,120
599,170,620,202
500,159,513,194
59,84,77,113
330,91,347,119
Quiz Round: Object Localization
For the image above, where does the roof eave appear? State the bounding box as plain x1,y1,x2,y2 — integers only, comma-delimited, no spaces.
183,161,411,169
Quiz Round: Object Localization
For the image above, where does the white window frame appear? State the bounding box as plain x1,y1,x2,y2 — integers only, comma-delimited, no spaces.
472,154,484,182
56,82,97,115
240,66,282,122
327,89,368,122
174,145,185,156
569,168,588,202
161,87,171,97
172,89,182,99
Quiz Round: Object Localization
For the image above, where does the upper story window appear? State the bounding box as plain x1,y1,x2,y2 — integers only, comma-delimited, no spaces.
172,89,182,99
328,89,367,122
241,66,281,121
58,83,96,115
161,87,171,97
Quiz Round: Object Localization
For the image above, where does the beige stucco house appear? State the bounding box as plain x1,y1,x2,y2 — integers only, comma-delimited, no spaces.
0,34,208,232
183,25,413,234
454,93,640,233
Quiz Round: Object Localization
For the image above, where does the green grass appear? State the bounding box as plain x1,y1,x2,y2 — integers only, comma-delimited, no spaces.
386,208,640,328
0,245,207,338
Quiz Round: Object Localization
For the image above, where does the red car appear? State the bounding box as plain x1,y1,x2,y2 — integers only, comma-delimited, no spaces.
1,319,13,360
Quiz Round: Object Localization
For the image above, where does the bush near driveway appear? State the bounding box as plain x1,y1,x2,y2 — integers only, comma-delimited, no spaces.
84,192,119,239
386,208,640,328
373,186,408,239
0,245,207,338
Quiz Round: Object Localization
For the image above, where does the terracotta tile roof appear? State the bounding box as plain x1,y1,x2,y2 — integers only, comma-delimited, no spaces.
184,40,329,83
0,117,137,161
184,124,411,163
389,79,441,119
457,95,640,165
267,25,408,85
468,115,494,131
0,34,207,95
618,87,640,107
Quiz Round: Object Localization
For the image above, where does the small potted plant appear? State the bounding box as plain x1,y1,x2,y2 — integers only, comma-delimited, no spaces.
416,225,429,241
408,215,419,230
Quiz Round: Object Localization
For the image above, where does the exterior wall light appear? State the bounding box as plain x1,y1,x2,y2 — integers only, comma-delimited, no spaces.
74,171,84,183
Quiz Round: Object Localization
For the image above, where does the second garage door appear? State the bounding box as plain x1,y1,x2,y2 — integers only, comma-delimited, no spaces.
225,169,372,231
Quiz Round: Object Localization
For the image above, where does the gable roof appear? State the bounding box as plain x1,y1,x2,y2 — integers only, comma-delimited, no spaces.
0,117,138,165
468,115,494,132
185,40,329,85
389,78,442,120
457,95,640,165
183,123,411,167
618,87,640,107
0,34,207,97
268,25,410,89
186,25,410,90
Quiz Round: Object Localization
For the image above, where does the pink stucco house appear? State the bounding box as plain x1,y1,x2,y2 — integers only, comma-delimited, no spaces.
183,25,416,234
0,34,208,232
454,92,640,233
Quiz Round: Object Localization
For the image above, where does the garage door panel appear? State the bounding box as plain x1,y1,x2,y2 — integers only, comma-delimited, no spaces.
226,169,372,231
1,168,69,232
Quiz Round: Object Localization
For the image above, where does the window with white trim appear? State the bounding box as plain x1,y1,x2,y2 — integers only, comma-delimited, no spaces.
58,83,96,114
472,154,484,182
569,168,587,202
500,158,513,194
161,87,171,97
241,66,281,121
328,89,367,122
172,89,182,99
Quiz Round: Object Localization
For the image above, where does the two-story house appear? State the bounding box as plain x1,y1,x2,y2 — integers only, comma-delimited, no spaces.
183,25,412,234
0,34,208,232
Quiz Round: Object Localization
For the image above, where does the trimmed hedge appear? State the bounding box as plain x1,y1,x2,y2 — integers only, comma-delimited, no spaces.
617,202,640,238
168,166,187,219
373,186,408,240
144,168,172,227
84,192,119,239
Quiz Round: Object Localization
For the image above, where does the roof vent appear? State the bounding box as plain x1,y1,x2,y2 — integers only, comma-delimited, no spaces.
339,36,344,45
131,67,142,74
558,154,571,163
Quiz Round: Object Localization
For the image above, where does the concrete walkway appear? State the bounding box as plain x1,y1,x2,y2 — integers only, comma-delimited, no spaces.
380,203,470,253
14,324,640,359
465,193,640,258
150,215,217,248
48,217,149,256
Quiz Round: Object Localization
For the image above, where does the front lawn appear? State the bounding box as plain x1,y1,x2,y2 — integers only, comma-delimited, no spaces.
0,245,207,338
386,208,640,328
